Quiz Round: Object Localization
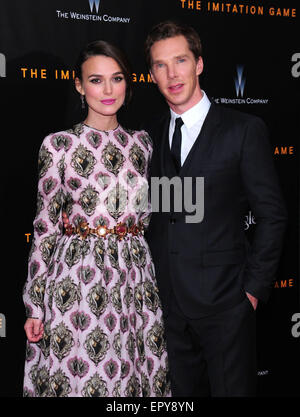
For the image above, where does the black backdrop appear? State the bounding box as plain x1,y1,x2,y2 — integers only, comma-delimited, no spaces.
0,0,299,398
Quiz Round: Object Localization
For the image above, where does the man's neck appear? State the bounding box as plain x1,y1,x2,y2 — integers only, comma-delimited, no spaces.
169,88,204,116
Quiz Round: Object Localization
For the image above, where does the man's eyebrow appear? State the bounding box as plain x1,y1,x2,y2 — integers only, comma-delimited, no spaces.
152,59,164,65
152,54,189,64
175,54,189,59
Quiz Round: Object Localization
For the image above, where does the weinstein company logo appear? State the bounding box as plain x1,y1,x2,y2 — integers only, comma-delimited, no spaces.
56,0,131,23
89,0,100,13
213,65,269,105
234,65,246,97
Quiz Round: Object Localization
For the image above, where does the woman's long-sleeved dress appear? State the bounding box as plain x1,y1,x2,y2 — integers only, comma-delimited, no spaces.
22,122,170,397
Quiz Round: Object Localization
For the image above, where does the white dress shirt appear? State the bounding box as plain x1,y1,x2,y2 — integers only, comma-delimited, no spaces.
169,90,211,166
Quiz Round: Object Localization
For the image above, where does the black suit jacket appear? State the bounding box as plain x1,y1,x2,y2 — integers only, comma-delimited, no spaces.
144,103,287,318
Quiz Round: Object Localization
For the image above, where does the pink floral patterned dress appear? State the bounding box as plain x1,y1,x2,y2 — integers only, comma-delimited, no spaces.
23,122,170,397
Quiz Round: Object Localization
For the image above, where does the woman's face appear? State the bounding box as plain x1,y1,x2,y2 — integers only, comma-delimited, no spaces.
75,54,127,119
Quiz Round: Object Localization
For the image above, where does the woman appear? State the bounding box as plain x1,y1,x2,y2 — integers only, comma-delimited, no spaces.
23,40,170,397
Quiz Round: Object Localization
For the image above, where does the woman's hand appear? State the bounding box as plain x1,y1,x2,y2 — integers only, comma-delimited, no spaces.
24,318,44,342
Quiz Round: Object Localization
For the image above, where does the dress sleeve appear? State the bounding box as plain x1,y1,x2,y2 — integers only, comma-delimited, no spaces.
137,130,153,230
23,133,66,320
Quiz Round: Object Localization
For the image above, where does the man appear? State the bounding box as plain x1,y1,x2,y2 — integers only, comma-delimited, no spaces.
143,21,287,396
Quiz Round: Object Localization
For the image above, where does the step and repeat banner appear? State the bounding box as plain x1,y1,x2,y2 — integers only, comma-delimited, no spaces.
0,0,299,397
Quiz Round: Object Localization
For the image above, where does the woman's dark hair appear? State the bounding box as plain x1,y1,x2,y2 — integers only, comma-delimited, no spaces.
75,40,133,103
144,20,202,69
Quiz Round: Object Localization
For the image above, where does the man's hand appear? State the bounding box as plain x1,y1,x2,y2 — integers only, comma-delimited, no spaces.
246,292,258,311
24,318,44,342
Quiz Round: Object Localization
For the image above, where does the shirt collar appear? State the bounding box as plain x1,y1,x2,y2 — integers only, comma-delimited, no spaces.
170,90,211,129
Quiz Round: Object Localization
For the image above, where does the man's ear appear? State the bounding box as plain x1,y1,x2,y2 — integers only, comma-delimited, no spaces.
149,70,157,84
75,77,84,95
196,56,204,76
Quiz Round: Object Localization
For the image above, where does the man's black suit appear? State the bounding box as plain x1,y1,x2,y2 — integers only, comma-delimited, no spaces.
145,102,287,396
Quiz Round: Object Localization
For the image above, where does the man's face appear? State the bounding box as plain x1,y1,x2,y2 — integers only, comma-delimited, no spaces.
150,35,203,114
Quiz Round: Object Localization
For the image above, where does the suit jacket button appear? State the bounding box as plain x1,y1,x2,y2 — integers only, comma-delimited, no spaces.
170,218,176,224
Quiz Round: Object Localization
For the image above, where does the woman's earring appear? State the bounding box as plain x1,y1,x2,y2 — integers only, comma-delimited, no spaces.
81,94,85,109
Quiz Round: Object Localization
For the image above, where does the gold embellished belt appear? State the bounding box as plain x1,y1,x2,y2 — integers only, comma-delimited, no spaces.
64,221,144,240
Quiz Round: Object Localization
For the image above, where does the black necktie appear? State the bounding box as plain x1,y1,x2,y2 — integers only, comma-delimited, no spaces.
171,117,184,173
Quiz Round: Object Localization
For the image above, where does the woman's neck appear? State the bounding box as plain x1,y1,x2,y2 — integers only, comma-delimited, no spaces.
84,113,118,132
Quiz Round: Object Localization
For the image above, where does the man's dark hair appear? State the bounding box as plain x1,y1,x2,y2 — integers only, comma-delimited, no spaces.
144,20,203,69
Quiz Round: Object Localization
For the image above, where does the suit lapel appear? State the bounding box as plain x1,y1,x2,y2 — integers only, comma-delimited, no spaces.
179,103,222,177
156,103,222,178
159,113,178,178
